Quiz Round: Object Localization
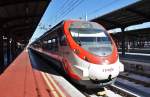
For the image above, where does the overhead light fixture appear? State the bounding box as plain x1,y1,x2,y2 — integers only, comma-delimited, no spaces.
26,7,29,14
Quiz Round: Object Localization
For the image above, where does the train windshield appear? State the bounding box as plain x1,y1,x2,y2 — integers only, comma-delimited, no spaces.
69,21,112,56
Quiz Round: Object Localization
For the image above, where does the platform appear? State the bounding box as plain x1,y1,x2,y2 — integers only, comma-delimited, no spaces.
119,52,150,63
0,50,85,97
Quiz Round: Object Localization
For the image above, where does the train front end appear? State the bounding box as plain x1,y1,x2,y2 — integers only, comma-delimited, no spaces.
63,20,124,88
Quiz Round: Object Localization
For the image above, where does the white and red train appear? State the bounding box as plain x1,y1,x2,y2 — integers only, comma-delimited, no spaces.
30,20,124,88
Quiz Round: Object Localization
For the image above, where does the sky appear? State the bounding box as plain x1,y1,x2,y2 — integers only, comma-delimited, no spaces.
30,0,142,43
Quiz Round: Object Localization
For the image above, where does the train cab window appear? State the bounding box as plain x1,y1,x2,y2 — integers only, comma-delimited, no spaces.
69,21,112,56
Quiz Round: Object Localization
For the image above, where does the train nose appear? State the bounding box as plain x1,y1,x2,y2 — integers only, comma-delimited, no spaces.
88,64,119,81
88,65,102,80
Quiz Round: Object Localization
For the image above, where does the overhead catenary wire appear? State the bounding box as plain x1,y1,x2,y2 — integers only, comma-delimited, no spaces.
88,0,118,19
54,0,116,24
47,0,80,27
41,0,117,30
55,0,85,23
50,0,72,22
44,0,72,27
49,0,116,27
55,0,82,20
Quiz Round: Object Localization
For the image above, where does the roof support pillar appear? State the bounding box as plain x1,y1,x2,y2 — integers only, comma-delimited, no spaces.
0,31,4,74
6,36,11,65
11,38,17,61
121,27,126,56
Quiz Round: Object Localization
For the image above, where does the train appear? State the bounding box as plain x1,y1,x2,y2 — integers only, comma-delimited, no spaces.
30,20,124,89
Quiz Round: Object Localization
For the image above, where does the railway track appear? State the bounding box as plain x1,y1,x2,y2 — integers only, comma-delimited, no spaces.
81,71,150,97
107,85,139,97
118,73,150,87
81,84,139,97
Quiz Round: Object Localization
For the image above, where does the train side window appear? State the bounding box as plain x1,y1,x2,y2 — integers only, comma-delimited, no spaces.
48,40,51,43
47,39,52,50
52,39,55,42
52,38,59,51
52,38,56,47
55,38,59,51
60,35,67,46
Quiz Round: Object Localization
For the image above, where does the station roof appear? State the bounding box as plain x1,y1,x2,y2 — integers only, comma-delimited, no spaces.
111,28,150,41
91,0,150,30
0,0,50,44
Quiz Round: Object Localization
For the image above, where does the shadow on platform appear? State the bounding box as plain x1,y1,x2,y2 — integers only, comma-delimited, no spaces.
28,49,60,76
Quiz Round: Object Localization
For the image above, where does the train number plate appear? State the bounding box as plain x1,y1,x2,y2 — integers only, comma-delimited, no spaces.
102,68,114,72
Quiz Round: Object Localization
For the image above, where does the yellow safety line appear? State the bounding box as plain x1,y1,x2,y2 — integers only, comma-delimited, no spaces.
45,73,67,97
41,72,59,97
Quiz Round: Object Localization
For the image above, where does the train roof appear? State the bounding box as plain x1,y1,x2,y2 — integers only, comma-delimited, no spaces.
32,21,64,44
31,20,107,45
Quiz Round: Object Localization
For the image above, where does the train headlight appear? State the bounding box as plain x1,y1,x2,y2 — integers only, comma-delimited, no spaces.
83,56,89,61
74,49,80,54
119,62,124,72
102,60,109,65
